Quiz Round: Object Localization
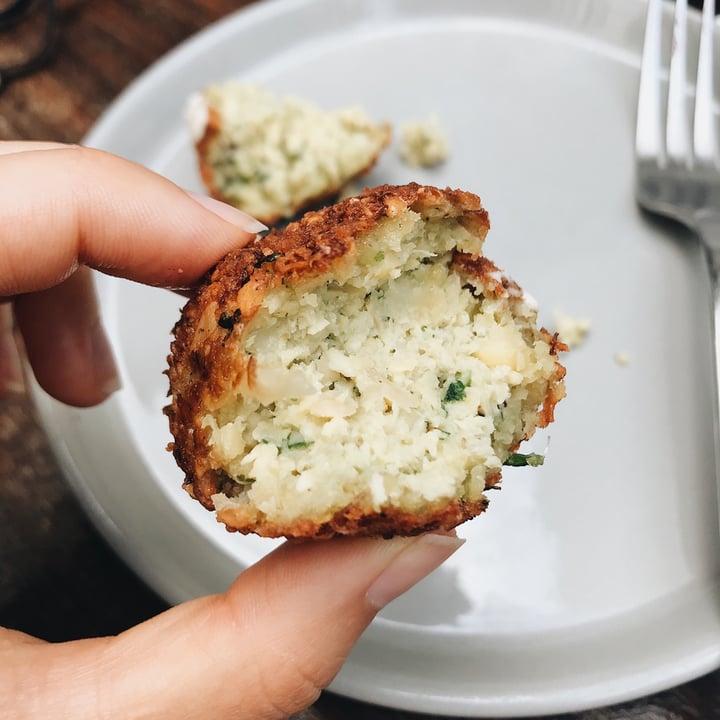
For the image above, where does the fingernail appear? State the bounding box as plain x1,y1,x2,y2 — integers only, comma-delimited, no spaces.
90,320,121,398
0,306,24,394
185,190,268,234
366,533,465,610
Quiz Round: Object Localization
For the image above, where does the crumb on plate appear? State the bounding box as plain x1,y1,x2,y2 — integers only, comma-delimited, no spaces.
399,115,449,168
553,311,591,350
614,351,630,367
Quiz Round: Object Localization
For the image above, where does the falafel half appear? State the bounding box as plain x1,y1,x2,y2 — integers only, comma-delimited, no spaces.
187,83,391,226
166,183,566,539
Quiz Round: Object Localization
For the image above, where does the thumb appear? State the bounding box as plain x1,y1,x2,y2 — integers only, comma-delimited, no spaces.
6,534,463,720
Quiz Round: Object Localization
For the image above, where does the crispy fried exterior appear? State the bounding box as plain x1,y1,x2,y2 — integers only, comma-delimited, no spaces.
195,106,221,208
166,183,565,539
217,495,493,540
214,470,503,540
196,106,391,226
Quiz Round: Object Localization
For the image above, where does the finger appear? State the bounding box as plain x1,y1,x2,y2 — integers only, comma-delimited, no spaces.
0,304,25,397
0,627,46,651
3,534,463,719
0,146,267,297
0,141,69,155
14,267,119,407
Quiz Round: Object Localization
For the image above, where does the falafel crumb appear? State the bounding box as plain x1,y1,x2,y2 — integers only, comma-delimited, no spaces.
614,351,630,367
399,116,450,168
553,311,591,350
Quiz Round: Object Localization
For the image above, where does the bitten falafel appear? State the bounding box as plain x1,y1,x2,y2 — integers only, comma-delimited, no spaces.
166,184,565,539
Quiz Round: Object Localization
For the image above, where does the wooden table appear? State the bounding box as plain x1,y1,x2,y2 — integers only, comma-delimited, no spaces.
1,1,719,718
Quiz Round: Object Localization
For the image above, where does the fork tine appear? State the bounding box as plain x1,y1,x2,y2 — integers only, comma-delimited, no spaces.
636,0,664,161
666,0,692,166
694,0,717,166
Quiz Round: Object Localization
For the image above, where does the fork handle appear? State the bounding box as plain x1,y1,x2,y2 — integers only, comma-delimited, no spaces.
701,217,720,341
700,218,720,488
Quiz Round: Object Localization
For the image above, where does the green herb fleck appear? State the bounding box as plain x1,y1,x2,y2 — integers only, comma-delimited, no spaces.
218,470,254,497
218,309,241,331
443,380,467,403
288,440,312,450
374,250,385,262
285,431,313,451
462,282,484,300
424,420,450,437
504,452,545,467
254,251,282,268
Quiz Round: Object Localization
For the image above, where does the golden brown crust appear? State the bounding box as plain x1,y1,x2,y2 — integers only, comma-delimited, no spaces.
215,469,503,540
195,105,223,204
216,494,494,540
166,183,564,538
537,330,568,427
195,106,392,226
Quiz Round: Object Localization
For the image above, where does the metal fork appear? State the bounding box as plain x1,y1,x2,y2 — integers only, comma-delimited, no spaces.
635,0,720,461
636,0,719,224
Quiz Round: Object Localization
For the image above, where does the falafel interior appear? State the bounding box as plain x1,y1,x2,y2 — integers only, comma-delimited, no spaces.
166,184,565,539
189,83,391,226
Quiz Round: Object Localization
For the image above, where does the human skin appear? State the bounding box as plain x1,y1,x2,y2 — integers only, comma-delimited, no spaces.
0,143,462,720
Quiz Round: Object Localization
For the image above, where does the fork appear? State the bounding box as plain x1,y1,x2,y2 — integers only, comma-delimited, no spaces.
636,0,719,229
635,0,720,457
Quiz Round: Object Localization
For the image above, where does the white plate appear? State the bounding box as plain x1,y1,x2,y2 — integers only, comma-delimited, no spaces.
33,0,720,716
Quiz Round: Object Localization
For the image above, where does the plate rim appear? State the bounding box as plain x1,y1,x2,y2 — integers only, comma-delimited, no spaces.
33,0,720,716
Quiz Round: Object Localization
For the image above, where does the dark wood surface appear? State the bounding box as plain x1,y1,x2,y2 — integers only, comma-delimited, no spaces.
1,1,719,718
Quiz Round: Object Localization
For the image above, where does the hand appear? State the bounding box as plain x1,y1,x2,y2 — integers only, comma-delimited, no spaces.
0,143,463,719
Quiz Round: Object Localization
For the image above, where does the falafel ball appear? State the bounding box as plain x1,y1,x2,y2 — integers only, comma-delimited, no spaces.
166,183,566,539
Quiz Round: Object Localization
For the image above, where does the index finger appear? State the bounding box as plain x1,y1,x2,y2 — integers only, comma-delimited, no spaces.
0,141,69,155
0,145,266,296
